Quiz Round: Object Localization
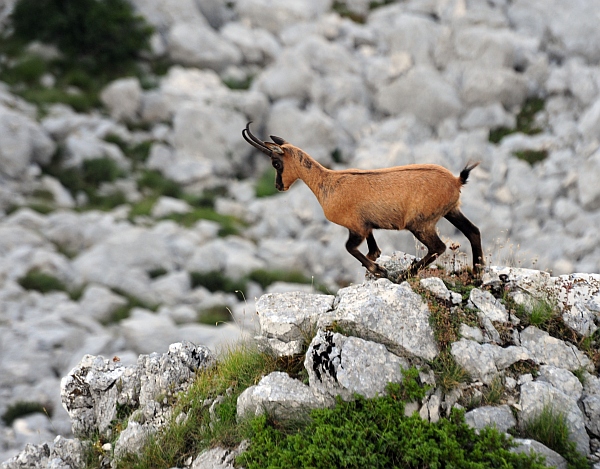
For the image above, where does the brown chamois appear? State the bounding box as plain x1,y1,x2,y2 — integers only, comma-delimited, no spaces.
243,122,484,279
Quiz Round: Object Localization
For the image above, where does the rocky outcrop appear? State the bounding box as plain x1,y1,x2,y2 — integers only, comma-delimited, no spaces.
3,261,600,468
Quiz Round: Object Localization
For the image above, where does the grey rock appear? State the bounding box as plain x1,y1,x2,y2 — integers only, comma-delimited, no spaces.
151,196,192,218
461,67,528,109
100,78,142,122
191,441,249,469
375,65,462,127
167,23,241,71
121,309,180,355
537,365,583,399
511,438,567,469
1,436,86,469
470,288,510,323
451,339,532,384
235,0,332,35
113,421,156,460
459,324,484,343
519,326,593,371
78,284,128,323
221,22,280,66
420,277,461,304
255,291,335,353
319,278,439,360
554,272,600,337
0,104,56,179
582,394,600,437
236,372,332,421
465,405,517,432
519,380,589,455
61,341,214,438
305,330,408,400
460,103,516,131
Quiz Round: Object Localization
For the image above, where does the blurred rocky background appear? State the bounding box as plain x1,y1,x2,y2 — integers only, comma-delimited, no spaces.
1,0,600,462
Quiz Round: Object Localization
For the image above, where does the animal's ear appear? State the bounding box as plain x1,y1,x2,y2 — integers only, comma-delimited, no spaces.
264,142,284,154
270,135,287,145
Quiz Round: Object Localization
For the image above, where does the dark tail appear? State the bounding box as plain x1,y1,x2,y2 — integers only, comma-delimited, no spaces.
459,162,480,185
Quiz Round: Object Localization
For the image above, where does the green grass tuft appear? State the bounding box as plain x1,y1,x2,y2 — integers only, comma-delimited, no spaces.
17,269,67,294
518,405,590,469
2,401,51,426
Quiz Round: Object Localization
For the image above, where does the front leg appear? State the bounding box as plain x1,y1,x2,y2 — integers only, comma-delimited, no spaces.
346,230,388,278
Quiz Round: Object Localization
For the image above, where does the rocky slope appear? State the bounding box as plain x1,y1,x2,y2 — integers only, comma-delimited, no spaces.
2,256,600,468
1,0,600,462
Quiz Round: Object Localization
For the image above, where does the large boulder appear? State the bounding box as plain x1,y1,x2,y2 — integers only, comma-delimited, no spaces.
318,278,439,360
100,77,142,122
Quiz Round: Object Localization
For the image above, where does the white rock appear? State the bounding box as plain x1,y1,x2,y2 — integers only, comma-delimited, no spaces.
151,196,192,218
78,284,128,323
236,0,332,35
375,65,462,127
121,309,179,354
0,104,56,179
221,22,281,65
100,77,142,122
460,67,528,109
577,148,600,211
167,22,242,71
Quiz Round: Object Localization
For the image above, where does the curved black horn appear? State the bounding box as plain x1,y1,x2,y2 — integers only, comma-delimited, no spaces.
242,122,272,157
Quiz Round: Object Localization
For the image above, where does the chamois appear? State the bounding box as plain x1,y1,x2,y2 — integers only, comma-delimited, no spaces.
242,122,483,279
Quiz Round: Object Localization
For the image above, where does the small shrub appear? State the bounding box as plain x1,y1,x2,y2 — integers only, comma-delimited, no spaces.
489,97,545,144
513,149,548,166
519,405,589,469
18,269,67,293
81,157,121,186
147,267,168,279
1,54,47,85
2,401,51,426
189,271,247,296
198,305,232,326
11,0,153,72
239,372,545,469
137,170,181,198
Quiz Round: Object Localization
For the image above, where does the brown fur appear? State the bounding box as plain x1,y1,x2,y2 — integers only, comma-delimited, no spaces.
242,124,484,278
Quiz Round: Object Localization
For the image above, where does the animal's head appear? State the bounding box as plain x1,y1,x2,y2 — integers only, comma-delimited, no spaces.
242,122,303,191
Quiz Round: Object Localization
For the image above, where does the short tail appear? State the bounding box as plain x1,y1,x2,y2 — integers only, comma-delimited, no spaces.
459,161,480,185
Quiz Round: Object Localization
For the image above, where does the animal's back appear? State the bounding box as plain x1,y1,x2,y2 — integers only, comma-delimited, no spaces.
322,164,463,232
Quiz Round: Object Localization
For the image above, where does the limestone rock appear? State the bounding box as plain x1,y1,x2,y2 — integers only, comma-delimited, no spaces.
305,330,408,400
464,405,517,433
100,77,142,122
236,372,332,421
319,278,439,360
511,438,568,469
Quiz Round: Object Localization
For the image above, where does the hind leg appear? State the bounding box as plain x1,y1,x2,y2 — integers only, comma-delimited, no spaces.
407,226,446,276
366,232,381,261
444,209,484,272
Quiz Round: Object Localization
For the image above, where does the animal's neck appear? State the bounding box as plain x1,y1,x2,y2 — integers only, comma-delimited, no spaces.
294,154,332,204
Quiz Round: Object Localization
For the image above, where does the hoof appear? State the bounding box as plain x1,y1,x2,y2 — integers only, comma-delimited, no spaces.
369,264,388,279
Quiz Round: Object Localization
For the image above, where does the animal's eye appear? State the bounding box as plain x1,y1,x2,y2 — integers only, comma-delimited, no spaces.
272,160,282,171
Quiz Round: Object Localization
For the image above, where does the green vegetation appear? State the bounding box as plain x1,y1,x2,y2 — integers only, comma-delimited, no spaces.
489,97,545,144
2,401,50,426
1,0,155,113
488,97,548,166
102,289,157,325
513,150,548,166
17,269,67,294
527,299,556,327
11,0,152,72
239,368,545,469
255,168,279,198
517,405,590,469
198,305,233,326
137,170,181,199
118,343,278,469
